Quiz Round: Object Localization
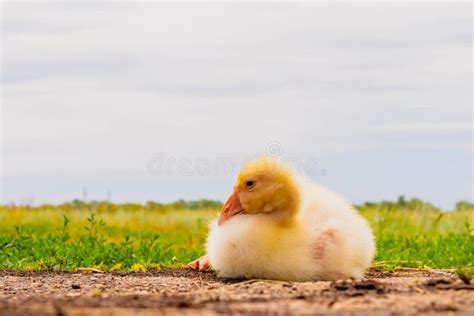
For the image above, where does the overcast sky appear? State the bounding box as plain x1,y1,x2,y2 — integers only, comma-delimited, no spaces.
1,2,472,209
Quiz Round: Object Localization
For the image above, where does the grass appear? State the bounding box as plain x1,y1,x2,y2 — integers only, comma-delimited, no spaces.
0,202,472,272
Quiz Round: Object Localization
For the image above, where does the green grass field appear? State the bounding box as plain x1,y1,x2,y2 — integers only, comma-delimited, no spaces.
0,200,472,275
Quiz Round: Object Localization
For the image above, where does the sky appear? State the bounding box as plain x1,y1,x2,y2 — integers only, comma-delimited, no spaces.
1,2,472,209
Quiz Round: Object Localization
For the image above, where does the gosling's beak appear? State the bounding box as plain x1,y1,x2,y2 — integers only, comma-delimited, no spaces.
218,188,243,226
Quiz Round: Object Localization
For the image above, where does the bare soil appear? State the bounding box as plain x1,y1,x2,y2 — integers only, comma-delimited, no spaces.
1,269,473,315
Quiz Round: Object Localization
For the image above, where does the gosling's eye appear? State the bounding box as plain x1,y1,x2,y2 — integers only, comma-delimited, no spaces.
246,180,255,188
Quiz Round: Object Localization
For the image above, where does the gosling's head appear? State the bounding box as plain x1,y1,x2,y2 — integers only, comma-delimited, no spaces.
218,157,300,225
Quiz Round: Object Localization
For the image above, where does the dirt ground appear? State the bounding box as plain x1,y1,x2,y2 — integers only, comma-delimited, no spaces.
0,269,473,315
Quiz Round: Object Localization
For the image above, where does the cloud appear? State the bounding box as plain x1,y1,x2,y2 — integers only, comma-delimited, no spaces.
369,122,473,134
1,2,472,208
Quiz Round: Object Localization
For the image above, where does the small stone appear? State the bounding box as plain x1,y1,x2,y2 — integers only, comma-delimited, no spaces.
71,284,81,289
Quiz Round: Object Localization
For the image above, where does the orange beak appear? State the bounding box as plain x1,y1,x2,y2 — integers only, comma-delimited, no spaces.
218,188,244,225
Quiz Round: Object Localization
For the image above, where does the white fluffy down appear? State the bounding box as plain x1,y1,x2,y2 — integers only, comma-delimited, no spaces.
207,179,375,281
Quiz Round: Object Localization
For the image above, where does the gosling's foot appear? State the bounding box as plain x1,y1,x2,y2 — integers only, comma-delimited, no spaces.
188,255,210,271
